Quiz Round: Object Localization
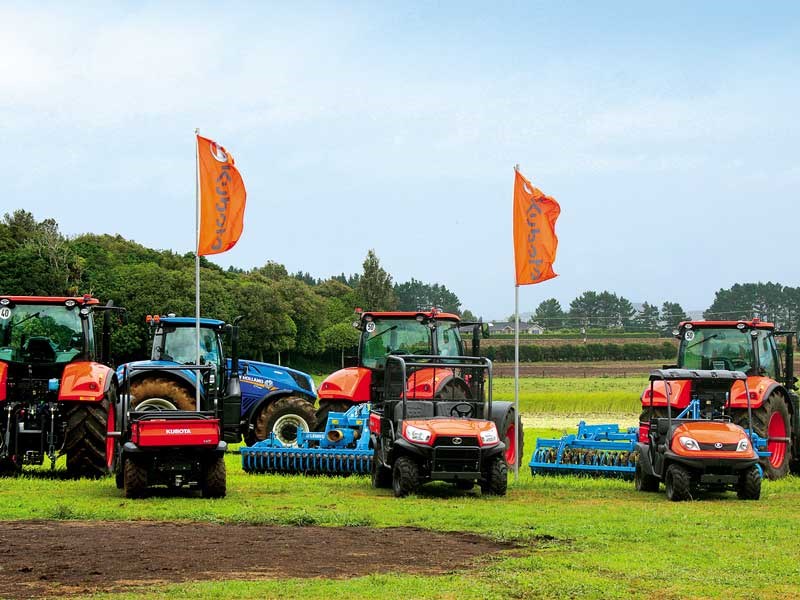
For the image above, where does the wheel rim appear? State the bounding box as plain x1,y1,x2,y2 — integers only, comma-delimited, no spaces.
273,414,309,446
106,402,116,470
768,410,788,469
504,424,516,465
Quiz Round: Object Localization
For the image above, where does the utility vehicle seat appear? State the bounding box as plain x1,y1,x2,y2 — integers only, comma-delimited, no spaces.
394,401,435,421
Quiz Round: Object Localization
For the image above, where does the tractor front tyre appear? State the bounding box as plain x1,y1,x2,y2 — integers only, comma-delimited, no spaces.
392,456,420,497
248,396,316,446
202,456,227,498
634,460,660,492
737,466,762,500
315,401,353,431
501,409,524,469
371,448,392,489
664,464,692,501
123,460,148,499
129,378,195,411
65,397,112,478
480,456,508,496
736,391,793,480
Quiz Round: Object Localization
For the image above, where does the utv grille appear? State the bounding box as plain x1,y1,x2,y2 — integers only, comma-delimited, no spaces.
434,436,478,447
698,442,739,451
432,446,481,473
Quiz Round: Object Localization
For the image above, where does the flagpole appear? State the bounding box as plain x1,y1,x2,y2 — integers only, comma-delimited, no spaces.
514,283,520,481
194,128,201,411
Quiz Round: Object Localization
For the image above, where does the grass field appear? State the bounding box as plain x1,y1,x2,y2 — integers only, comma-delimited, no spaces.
4,377,800,599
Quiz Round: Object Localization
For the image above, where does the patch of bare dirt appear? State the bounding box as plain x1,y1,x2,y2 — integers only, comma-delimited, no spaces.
0,520,513,598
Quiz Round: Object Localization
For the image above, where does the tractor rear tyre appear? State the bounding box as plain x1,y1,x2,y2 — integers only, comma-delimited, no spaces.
737,466,761,500
315,400,353,431
480,456,508,496
248,396,316,446
371,447,392,489
664,464,692,501
65,396,113,478
434,379,471,401
392,456,420,497
501,409,525,469
130,378,195,411
734,391,792,480
202,456,227,498
123,460,148,499
634,460,660,492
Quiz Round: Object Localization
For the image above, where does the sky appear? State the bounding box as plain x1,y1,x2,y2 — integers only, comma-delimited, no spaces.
2,1,799,319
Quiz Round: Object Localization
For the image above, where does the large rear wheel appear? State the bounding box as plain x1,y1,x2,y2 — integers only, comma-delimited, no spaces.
247,396,316,446
315,400,353,431
501,409,524,469
65,395,113,478
734,391,792,480
129,378,195,411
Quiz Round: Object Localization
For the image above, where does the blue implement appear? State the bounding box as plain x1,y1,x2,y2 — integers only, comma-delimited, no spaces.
529,421,639,479
241,403,373,475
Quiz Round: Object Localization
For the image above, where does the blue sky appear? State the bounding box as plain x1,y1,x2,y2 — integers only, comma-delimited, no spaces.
2,2,798,318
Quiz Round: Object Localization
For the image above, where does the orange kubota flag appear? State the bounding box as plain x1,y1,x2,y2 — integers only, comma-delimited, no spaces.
513,169,561,286
197,134,247,256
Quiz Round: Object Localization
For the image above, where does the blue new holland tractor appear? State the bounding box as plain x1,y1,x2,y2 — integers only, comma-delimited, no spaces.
118,315,317,446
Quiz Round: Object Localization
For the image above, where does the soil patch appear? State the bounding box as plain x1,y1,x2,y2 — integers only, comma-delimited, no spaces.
0,520,512,598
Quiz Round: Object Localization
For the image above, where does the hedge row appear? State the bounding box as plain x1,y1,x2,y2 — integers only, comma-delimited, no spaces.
483,342,677,362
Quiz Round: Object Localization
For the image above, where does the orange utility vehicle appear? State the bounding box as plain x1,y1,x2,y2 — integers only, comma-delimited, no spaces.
639,320,797,479
317,309,523,467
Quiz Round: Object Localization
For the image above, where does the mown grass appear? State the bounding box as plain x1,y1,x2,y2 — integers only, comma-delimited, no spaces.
3,377,799,599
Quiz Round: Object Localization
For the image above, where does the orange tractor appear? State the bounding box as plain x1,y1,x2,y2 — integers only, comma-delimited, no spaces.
640,319,798,479
317,310,523,468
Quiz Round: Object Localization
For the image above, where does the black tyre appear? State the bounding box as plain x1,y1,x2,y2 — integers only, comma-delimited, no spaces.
130,378,195,411
371,447,392,489
115,460,124,489
733,391,792,480
453,480,475,491
315,400,353,431
0,457,21,477
247,396,316,446
65,396,112,478
480,456,508,496
634,460,660,492
123,460,148,499
501,409,525,469
392,456,420,497
737,465,761,500
202,456,227,498
664,464,692,501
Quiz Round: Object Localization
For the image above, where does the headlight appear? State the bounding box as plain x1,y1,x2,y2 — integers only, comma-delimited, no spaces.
679,436,700,451
736,439,750,452
403,424,432,444
479,424,500,446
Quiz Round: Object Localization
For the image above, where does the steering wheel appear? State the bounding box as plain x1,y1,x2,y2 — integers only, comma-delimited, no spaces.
449,402,475,418
731,358,749,370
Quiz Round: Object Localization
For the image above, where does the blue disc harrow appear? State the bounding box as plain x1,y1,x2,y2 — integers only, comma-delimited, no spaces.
241,403,373,475
529,421,639,479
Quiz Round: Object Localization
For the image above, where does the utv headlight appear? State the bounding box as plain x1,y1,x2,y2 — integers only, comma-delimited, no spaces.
679,436,701,451
479,424,500,446
736,439,750,452
403,424,432,444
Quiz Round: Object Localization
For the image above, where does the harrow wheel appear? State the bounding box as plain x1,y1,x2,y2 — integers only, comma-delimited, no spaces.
665,464,692,502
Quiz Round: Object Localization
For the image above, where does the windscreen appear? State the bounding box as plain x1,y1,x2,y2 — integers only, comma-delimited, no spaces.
0,304,84,363
678,327,753,372
361,318,463,368
159,326,221,366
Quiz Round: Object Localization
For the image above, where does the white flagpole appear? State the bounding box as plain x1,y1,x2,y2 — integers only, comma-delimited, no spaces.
514,283,520,481
194,129,201,411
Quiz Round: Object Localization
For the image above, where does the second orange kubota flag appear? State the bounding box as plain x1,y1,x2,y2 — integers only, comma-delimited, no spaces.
512,168,561,286
197,134,247,256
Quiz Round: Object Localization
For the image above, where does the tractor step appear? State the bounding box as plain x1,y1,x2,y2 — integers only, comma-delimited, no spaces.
241,404,372,476
529,421,639,479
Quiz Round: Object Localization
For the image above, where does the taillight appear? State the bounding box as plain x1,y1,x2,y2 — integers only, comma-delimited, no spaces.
638,422,649,444
131,423,140,445
369,412,381,435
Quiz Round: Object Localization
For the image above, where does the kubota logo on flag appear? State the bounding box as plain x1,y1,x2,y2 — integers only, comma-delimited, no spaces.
512,169,560,286
197,134,247,256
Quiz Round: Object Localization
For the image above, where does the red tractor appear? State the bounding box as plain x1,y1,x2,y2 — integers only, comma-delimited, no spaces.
640,319,798,479
0,295,123,476
317,310,523,468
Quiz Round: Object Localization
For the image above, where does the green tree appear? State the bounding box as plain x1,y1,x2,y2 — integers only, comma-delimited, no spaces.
533,298,565,330
661,301,690,335
355,249,397,311
632,301,660,332
322,322,361,367
394,278,461,313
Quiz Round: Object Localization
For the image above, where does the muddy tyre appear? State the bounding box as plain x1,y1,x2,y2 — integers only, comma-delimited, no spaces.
65,396,112,478
734,391,792,480
480,456,508,496
124,460,148,498
634,460,660,492
500,409,525,469
202,456,227,498
315,400,353,431
665,464,692,501
247,396,316,446
737,466,761,500
392,456,420,497
130,378,195,411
